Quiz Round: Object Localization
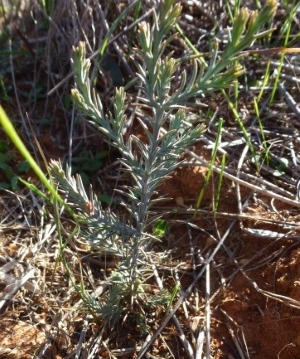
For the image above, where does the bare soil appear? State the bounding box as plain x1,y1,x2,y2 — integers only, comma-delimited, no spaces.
1,137,300,358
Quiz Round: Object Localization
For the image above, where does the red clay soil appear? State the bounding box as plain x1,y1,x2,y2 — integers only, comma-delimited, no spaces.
0,122,300,359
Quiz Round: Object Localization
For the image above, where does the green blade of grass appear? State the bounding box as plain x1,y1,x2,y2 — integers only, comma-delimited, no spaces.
195,118,224,211
0,106,67,209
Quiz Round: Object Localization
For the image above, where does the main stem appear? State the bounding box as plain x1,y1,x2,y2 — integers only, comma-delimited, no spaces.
129,107,165,304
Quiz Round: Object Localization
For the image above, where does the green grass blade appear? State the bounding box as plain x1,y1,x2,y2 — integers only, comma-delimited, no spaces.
195,119,224,210
0,106,65,207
